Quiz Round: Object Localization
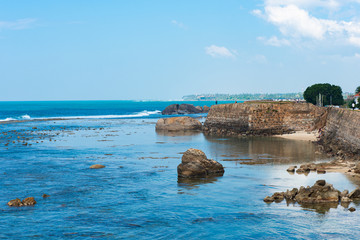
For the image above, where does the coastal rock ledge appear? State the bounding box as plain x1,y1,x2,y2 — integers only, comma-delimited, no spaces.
156,117,202,131
162,104,209,115
177,148,224,178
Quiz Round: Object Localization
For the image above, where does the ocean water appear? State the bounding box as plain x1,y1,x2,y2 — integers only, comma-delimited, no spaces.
1,101,360,239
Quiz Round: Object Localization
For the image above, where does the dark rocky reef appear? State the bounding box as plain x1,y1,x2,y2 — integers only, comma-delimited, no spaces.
155,117,202,131
162,104,209,115
177,148,224,178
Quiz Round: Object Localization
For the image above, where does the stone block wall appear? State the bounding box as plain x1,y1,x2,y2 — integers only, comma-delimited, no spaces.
320,108,360,158
203,102,327,136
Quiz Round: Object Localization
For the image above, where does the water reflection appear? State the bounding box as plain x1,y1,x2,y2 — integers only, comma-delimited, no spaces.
177,176,220,191
204,135,327,164
300,202,339,214
155,130,202,137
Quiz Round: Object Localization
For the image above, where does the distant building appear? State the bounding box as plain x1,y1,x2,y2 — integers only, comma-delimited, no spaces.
355,93,360,104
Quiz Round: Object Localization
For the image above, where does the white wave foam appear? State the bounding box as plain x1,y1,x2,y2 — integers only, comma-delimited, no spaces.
0,117,16,122
0,110,161,122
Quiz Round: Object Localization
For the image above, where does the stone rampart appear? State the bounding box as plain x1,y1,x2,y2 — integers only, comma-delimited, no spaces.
203,102,327,136
320,108,360,159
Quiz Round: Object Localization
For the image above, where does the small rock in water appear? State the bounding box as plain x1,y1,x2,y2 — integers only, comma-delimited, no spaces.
317,168,326,174
7,198,23,207
22,197,36,206
8,197,36,207
42,194,50,198
287,166,297,172
349,207,356,212
263,196,274,203
90,164,106,169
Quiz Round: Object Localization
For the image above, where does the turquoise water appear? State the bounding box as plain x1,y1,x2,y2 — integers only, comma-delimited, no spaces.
1,101,360,239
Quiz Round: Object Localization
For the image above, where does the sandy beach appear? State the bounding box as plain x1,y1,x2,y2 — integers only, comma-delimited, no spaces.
274,131,318,141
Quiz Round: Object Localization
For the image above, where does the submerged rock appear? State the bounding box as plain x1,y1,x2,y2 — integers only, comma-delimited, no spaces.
177,148,224,178
349,207,356,212
90,164,106,169
155,117,202,131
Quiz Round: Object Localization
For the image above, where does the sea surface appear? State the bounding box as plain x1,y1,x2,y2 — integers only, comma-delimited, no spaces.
1,101,360,239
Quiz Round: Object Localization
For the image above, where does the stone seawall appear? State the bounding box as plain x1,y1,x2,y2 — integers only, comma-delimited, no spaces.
203,102,327,136
320,108,360,159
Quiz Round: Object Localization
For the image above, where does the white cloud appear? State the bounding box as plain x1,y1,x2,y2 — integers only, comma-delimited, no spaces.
265,0,341,9
257,36,291,46
254,1,360,47
249,54,268,64
0,18,36,31
205,45,236,58
171,20,187,30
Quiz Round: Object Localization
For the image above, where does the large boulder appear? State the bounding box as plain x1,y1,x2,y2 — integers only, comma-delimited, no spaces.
162,104,204,115
177,148,224,178
155,117,202,131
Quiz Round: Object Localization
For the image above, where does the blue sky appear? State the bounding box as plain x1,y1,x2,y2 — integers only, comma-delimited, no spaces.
1,0,360,101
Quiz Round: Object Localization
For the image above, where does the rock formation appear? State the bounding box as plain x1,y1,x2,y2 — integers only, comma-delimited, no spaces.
177,148,224,178
8,197,37,207
155,117,202,131
264,180,360,207
162,104,209,115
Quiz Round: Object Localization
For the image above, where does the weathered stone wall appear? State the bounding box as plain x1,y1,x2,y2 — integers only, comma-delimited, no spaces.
203,102,327,136
320,108,360,159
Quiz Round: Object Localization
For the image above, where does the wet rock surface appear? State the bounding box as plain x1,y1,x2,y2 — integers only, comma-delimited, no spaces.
177,148,224,178
155,117,202,131
90,164,106,169
162,104,209,115
264,180,360,208
8,197,37,207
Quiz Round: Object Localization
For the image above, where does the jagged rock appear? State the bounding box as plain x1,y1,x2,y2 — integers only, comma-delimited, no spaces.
348,189,360,199
294,180,340,204
284,188,298,200
316,180,326,186
90,164,105,169
177,148,224,178
341,197,352,203
354,163,360,174
162,104,203,115
22,197,36,206
8,197,36,207
341,190,349,198
349,207,356,212
287,166,297,172
203,106,210,113
155,117,202,131
296,168,310,174
7,198,23,207
273,192,285,202
263,196,274,203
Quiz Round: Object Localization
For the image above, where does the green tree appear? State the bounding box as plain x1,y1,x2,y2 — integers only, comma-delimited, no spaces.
303,83,344,106
356,86,360,94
